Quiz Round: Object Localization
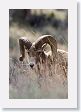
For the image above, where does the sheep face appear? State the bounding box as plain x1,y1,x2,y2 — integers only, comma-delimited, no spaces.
27,46,46,68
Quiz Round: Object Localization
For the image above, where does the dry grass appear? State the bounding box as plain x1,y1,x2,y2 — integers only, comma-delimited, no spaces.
9,57,68,99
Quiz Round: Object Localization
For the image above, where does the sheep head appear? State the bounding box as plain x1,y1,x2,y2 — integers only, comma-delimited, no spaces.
19,35,57,68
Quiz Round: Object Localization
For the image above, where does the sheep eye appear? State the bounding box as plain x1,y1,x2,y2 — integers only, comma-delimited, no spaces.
27,51,30,54
37,50,42,53
38,51,41,53
37,51,43,56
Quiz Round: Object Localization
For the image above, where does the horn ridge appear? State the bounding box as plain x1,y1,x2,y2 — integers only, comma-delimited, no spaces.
19,37,32,61
34,35,57,59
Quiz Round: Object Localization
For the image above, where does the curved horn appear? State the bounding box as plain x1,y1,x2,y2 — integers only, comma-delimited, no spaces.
34,35,57,60
19,37,32,61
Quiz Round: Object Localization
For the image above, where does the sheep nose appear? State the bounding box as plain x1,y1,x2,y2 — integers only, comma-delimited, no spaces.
30,63,34,68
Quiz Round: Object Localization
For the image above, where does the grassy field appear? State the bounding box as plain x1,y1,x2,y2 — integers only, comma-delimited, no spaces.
9,9,68,99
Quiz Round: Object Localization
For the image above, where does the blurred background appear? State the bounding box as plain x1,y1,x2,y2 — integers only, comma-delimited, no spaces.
9,9,68,59
9,9,68,99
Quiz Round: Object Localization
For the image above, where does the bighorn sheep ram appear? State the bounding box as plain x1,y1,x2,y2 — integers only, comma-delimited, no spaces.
19,35,68,78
